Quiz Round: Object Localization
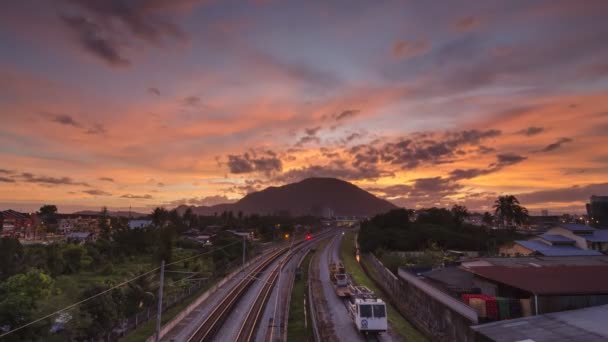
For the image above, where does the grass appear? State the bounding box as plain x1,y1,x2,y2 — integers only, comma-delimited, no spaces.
340,233,427,342
287,250,314,341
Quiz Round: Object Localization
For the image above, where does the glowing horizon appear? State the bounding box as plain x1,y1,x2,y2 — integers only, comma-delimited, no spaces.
1,1,607,214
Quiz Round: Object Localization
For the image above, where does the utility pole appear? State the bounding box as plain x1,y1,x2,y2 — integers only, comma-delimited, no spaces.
242,236,246,273
155,260,165,342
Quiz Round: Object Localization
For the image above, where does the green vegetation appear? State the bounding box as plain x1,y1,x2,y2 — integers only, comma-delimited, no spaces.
493,195,529,228
0,206,253,341
287,250,314,341
359,207,523,254
340,232,427,342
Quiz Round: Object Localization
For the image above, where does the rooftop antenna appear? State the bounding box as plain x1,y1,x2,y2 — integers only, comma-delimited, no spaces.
129,205,132,219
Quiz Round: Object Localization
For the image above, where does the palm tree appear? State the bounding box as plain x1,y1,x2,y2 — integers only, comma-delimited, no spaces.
493,195,529,229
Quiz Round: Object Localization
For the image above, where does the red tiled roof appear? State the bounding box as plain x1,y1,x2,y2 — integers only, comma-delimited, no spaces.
464,265,608,295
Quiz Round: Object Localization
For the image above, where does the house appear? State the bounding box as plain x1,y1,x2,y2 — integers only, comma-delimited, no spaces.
545,223,608,252
0,210,36,236
499,233,603,257
463,264,608,315
66,231,95,243
473,304,608,341
128,219,152,229
58,216,99,234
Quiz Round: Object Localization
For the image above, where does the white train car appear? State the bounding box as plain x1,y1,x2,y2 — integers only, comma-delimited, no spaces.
348,286,388,334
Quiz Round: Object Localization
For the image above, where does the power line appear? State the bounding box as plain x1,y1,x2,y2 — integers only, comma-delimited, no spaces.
0,239,243,339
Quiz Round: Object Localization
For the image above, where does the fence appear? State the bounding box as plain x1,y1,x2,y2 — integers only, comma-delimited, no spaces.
362,253,478,342
110,257,245,341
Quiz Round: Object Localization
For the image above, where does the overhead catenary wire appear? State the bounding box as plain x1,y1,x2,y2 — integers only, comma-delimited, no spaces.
0,239,243,339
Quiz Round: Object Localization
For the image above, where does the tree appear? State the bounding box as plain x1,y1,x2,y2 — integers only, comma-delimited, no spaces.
39,204,58,225
62,244,86,273
74,284,123,339
493,195,529,228
151,207,169,228
451,204,470,225
416,207,454,226
482,212,494,227
98,207,111,240
0,269,53,340
0,237,24,279
123,270,157,316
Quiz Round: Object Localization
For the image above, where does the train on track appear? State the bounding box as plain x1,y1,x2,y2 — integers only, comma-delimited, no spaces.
329,261,388,334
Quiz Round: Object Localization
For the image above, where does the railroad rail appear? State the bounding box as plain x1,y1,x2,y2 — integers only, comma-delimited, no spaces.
187,232,330,342
236,258,282,342
186,247,288,341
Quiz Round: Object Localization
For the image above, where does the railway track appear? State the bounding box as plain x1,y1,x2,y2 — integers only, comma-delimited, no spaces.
236,257,283,342
187,233,329,342
186,247,288,341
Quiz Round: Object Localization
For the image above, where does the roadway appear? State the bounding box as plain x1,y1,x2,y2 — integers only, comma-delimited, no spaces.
315,232,395,342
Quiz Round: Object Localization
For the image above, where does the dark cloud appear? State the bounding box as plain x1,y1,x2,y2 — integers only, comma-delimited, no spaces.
58,0,202,66
99,177,114,182
157,182,165,187
295,135,320,147
305,126,321,136
0,169,15,174
62,0,191,41
166,195,235,207
369,177,462,208
86,123,106,135
121,194,153,199
0,177,15,183
334,109,360,121
52,114,81,127
19,172,89,186
353,129,501,169
449,153,527,181
148,87,161,96
226,151,282,175
518,183,608,205
494,153,527,166
477,145,496,154
345,132,365,143
83,189,112,196
60,15,130,67
275,163,393,183
453,16,480,32
517,126,544,136
538,137,573,152
183,96,200,105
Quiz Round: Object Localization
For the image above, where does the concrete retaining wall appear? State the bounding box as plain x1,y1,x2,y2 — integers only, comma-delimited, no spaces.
363,253,478,342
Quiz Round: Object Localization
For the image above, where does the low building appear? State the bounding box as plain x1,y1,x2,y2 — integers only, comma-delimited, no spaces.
463,265,608,316
473,304,608,341
0,210,37,236
128,219,152,229
418,256,608,324
545,223,608,252
499,233,603,257
58,216,98,234
66,231,95,243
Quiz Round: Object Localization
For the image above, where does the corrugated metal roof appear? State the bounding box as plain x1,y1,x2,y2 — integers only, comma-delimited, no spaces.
466,265,608,295
585,229,608,242
538,234,574,243
558,223,596,232
516,240,602,256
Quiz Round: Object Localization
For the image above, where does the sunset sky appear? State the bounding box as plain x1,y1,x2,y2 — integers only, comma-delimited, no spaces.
1,0,607,214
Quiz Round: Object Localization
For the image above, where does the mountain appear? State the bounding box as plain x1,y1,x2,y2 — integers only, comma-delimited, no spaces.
181,177,397,217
